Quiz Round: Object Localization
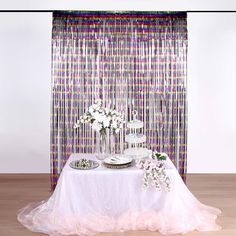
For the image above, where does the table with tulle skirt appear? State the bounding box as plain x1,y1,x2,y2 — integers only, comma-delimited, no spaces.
17,153,221,236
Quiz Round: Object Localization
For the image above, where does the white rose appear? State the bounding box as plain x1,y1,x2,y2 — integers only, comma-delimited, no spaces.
89,106,94,114
106,115,111,121
74,123,79,129
116,116,122,122
92,120,102,132
103,118,110,128
95,113,106,123
111,121,118,129
104,108,110,114
92,111,100,120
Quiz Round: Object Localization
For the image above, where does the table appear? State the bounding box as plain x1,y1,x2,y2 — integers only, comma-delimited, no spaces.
17,153,221,235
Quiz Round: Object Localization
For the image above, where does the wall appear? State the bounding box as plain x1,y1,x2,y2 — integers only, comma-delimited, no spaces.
0,12,236,173
0,13,52,173
188,13,236,173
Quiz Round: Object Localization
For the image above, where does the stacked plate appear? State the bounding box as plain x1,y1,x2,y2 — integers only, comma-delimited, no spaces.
103,155,133,169
124,147,152,159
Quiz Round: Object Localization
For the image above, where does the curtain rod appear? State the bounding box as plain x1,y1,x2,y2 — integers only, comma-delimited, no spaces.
52,11,187,18
0,10,236,13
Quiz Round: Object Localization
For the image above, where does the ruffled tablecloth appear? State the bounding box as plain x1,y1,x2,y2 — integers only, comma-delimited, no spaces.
17,153,221,235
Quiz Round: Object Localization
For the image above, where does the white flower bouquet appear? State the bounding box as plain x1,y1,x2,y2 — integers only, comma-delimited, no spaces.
74,99,125,135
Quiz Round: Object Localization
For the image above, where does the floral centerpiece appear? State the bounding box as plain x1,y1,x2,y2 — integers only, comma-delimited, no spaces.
136,151,171,191
74,99,125,159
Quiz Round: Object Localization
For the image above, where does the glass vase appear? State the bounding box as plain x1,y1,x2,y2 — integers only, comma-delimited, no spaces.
109,132,116,155
95,131,109,160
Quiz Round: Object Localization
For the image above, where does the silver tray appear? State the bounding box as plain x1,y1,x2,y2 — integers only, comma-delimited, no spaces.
70,159,99,170
103,161,134,169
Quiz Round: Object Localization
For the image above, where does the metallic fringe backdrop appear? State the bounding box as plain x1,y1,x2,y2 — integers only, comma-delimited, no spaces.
51,11,188,189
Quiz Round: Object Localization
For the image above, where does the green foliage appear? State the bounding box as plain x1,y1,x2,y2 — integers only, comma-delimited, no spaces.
153,152,167,161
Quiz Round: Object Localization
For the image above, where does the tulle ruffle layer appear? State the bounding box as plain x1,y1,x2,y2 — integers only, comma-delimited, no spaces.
17,200,221,236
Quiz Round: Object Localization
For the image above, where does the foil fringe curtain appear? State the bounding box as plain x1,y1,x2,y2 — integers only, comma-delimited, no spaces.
51,11,188,189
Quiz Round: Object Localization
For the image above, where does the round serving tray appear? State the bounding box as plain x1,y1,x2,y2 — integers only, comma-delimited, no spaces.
70,159,99,170
103,161,134,169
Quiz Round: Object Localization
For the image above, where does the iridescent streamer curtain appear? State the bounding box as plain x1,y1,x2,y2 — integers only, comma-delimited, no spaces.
51,11,188,188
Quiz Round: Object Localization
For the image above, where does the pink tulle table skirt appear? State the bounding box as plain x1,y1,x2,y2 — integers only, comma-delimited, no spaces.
17,154,221,236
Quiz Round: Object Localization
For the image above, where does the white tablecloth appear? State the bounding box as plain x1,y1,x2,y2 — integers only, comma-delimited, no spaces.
17,153,221,236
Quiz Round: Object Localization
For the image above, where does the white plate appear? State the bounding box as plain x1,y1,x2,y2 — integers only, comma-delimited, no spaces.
103,155,133,165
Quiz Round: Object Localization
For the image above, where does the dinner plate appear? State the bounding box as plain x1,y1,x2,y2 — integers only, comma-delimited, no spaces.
103,155,133,165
